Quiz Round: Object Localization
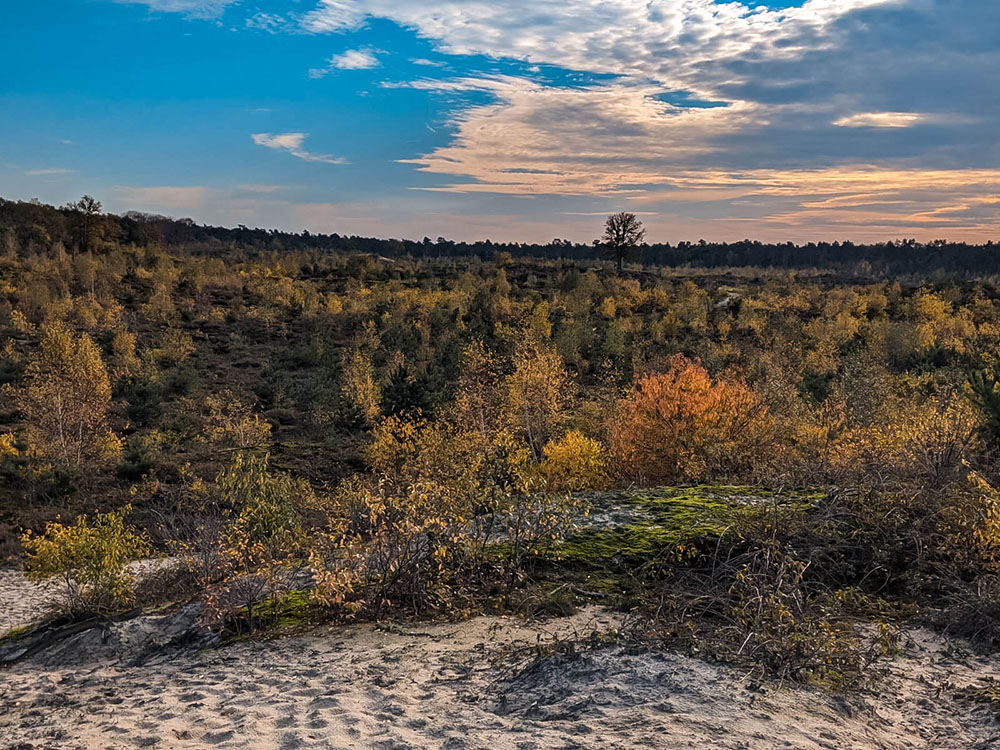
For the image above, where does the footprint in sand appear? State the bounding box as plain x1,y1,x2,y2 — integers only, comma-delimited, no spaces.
309,696,339,709
202,729,235,744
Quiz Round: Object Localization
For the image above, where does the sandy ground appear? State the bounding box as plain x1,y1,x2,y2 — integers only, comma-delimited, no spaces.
4,584,1000,750
0,569,67,636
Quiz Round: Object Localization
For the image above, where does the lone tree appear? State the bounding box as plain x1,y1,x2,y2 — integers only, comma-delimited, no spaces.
601,212,645,274
70,195,103,255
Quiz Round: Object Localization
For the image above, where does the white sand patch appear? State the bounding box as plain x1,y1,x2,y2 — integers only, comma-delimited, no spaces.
0,568,64,635
3,606,1000,749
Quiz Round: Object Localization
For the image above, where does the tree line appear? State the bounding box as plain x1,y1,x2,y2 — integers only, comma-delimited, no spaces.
2,196,998,276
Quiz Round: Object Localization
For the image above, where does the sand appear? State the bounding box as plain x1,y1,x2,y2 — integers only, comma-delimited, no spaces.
0,568,65,637
4,560,1000,750
4,577,1000,750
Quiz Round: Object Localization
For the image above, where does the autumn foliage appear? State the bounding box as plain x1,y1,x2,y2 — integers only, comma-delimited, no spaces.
22,506,149,613
8,204,1000,669
5,322,121,473
610,355,773,483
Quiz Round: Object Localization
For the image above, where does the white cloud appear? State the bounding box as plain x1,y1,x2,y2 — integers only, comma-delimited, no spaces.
251,133,347,165
394,75,758,195
329,48,380,70
245,12,295,34
302,0,896,92
834,112,927,128
309,48,380,78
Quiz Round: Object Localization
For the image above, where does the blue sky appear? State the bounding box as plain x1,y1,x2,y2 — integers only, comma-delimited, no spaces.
0,0,996,243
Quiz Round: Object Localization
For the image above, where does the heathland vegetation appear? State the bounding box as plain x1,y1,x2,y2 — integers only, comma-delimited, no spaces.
4,197,1000,689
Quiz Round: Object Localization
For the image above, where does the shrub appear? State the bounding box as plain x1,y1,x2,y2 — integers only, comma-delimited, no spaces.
312,475,470,618
609,355,773,483
174,453,312,632
644,502,900,690
940,469,1000,569
827,392,981,486
22,505,150,614
203,390,272,450
313,423,580,616
505,341,570,460
5,322,121,473
341,348,381,426
539,430,610,492
937,575,1000,649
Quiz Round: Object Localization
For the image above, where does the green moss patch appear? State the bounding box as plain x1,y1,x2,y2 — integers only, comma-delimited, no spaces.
0,623,32,645
555,485,818,573
222,589,323,642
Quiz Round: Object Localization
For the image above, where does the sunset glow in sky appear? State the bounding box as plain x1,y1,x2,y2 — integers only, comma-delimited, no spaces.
1,0,997,243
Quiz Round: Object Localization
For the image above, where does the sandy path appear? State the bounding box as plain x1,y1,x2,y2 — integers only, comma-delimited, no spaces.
3,607,1000,750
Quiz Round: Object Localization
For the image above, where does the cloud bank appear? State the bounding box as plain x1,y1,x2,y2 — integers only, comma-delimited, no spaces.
297,0,999,238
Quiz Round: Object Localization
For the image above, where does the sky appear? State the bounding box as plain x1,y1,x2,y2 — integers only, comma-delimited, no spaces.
0,0,997,244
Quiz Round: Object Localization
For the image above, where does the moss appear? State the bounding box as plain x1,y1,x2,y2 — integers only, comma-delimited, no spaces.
0,623,32,645
556,485,816,572
222,589,323,642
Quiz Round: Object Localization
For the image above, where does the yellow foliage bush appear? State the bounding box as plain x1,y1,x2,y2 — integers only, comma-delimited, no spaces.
505,341,570,459
178,453,311,631
341,348,381,426
22,506,150,614
941,469,1000,568
5,322,121,472
204,391,273,450
827,393,981,484
539,430,610,492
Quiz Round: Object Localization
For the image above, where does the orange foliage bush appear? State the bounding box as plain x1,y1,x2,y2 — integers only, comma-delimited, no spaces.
609,354,773,483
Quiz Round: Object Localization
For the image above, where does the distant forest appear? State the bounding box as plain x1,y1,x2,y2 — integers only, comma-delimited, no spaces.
1,195,997,275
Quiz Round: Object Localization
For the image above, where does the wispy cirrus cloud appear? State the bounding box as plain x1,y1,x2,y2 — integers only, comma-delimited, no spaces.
245,12,297,34
251,133,347,165
25,168,75,176
113,0,240,19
